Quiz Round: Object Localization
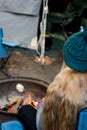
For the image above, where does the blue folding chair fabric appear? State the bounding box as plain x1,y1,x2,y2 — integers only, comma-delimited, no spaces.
2,41,20,47
77,107,87,130
0,27,9,58
0,44,9,58
0,27,20,58
0,27,3,40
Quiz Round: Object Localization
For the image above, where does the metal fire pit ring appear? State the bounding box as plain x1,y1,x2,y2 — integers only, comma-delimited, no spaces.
0,77,48,122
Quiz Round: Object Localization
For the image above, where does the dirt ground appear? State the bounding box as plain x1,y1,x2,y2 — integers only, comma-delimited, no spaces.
0,47,63,84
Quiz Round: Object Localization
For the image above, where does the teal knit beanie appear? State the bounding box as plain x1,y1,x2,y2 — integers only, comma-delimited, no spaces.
63,30,87,72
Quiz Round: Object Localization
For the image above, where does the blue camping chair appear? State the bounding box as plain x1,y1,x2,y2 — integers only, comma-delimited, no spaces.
76,107,87,130
0,28,20,76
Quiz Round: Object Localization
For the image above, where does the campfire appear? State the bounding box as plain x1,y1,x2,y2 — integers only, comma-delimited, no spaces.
0,77,48,122
1,90,43,113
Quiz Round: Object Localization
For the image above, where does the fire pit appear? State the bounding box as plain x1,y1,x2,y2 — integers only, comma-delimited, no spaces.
0,77,48,122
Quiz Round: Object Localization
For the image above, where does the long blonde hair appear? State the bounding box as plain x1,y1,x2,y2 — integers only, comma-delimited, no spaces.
44,64,87,130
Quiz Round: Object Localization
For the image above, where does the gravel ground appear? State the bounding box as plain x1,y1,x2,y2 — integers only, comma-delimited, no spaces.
0,47,63,84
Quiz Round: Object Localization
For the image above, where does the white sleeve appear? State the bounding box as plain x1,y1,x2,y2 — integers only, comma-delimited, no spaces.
36,103,44,130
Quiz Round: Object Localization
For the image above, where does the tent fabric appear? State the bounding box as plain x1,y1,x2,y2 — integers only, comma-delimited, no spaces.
0,0,42,16
0,0,42,49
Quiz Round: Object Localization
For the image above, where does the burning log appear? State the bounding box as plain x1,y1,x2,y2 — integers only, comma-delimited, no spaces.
8,98,23,113
0,91,43,113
